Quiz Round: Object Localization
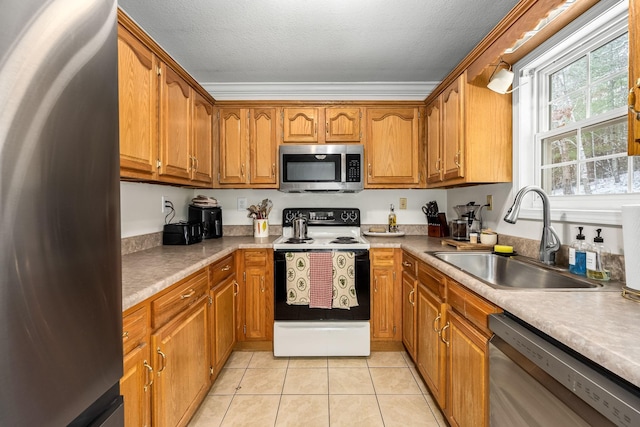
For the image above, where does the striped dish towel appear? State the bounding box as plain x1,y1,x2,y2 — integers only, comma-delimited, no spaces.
309,252,333,309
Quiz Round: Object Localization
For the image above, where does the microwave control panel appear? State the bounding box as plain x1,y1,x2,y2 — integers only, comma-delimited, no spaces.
346,154,361,182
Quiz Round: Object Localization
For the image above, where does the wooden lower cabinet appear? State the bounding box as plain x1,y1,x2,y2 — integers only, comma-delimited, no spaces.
416,282,447,409
151,298,210,427
445,309,490,427
238,249,274,341
401,252,418,359
210,275,237,377
370,248,401,341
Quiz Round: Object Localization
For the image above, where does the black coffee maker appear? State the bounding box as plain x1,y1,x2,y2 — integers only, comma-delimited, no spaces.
188,205,223,239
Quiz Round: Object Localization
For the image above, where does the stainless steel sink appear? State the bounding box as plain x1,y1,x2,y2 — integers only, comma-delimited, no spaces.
429,252,619,291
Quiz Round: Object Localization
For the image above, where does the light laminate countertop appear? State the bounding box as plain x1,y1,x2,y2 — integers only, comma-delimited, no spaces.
121,234,640,389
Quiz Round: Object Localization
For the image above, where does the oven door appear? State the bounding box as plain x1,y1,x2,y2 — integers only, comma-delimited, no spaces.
274,249,370,321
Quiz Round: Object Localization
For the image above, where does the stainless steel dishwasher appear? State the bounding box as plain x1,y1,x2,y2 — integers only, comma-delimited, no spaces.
489,313,640,427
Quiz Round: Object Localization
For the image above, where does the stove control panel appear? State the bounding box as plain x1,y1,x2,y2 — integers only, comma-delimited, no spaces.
282,208,360,227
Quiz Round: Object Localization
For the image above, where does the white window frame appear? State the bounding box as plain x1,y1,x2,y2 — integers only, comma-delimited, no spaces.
512,0,633,226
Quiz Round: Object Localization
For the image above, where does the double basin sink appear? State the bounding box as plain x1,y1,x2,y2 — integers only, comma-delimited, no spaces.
429,252,619,291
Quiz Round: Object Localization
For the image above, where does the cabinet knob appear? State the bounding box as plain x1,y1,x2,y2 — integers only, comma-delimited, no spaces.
157,348,167,373
221,265,231,271
143,360,154,391
402,261,412,268
440,322,450,347
629,86,640,121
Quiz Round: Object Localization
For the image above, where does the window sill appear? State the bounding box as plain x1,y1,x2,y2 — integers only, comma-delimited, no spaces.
518,208,621,226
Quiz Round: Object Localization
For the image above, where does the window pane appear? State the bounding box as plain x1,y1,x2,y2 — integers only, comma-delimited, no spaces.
590,73,628,115
541,133,577,165
578,157,628,194
590,33,628,81
550,92,586,128
550,56,587,100
581,119,627,159
542,164,577,195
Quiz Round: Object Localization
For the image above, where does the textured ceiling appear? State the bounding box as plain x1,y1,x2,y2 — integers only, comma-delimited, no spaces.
119,0,520,86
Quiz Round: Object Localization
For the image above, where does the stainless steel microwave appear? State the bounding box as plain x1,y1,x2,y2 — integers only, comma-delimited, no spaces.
279,144,364,193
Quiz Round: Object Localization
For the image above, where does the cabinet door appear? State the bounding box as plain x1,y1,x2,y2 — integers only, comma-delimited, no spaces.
630,0,640,155
326,107,361,142
158,63,192,184
191,92,214,186
283,108,318,142
211,276,237,374
371,266,396,340
117,25,158,180
401,271,417,359
250,108,278,185
121,343,151,427
416,284,447,409
152,300,210,427
241,249,273,341
442,77,464,181
445,309,489,427
426,99,443,184
219,108,248,184
366,108,420,186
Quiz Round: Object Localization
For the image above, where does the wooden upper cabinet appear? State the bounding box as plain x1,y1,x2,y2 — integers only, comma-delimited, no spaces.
158,63,192,184
283,108,319,142
365,108,421,187
442,77,464,181
325,107,361,142
426,99,442,184
219,109,248,184
218,108,277,187
250,108,278,184
117,24,158,180
630,0,640,155
427,71,512,188
191,92,214,186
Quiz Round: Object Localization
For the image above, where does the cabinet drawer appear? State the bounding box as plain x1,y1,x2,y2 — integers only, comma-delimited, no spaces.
371,248,396,267
401,252,418,276
418,261,445,298
243,249,267,267
447,280,500,336
152,268,209,329
211,254,235,285
122,305,149,355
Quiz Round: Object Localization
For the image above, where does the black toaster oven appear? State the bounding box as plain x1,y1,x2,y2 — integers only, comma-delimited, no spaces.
162,221,203,245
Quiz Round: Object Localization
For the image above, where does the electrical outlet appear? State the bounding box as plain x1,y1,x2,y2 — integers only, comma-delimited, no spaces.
399,197,407,209
237,197,247,211
486,195,493,211
161,196,167,213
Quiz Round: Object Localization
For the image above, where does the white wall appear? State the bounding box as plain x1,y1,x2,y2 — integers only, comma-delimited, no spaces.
447,183,625,254
120,182,447,237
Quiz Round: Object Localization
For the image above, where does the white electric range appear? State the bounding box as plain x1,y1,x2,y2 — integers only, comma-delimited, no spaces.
272,208,371,357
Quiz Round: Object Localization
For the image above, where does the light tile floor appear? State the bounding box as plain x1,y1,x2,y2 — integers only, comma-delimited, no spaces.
189,351,448,427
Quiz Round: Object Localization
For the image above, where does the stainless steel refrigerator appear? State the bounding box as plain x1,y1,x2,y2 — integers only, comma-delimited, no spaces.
1,0,123,425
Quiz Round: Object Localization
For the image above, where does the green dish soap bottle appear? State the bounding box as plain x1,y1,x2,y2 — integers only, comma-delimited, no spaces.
586,228,610,281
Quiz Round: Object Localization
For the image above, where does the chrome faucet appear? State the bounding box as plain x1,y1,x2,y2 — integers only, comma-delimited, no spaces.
504,185,561,265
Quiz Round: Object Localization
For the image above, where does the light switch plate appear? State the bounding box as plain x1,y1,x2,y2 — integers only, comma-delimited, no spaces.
399,198,407,209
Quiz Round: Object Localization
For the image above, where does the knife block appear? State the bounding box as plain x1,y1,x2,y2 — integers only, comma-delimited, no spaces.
428,213,449,237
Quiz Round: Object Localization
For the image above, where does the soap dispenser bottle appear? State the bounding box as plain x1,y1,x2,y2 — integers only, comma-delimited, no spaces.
586,228,610,281
569,226,587,276
388,204,397,233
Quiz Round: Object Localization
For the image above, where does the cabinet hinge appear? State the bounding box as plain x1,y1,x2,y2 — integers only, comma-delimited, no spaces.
156,159,162,169
247,111,250,119
243,324,247,335
217,111,220,119
243,271,246,282
217,172,221,183
208,296,213,305
393,326,397,335
210,366,214,376
393,271,396,281
157,66,161,76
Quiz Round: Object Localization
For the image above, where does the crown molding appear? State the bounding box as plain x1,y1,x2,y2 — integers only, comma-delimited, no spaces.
201,82,438,101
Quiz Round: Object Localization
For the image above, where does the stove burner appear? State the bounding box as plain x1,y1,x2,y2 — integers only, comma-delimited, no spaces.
284,237,314,244
330,236,359,244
